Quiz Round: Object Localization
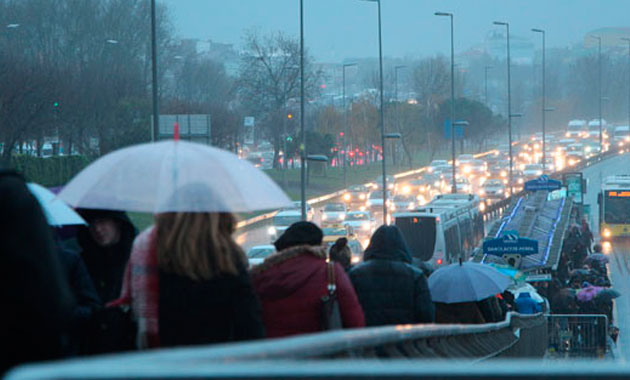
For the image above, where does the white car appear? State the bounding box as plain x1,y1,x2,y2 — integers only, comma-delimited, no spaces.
268,209,302,241
428,160,449,173
247,245,275,267
522,164,544,179
457,154,475,166
321,202,347,225
365,190,392,212
392,194,416,212
343,211,375,235
287,201,314,221
479,179,507,199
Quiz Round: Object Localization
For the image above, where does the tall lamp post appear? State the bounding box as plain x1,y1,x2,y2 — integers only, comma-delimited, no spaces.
590,35,603,152
494,21,515,194
299,0,307,220
435,11,457,194
360,0,387,224
622,37,630,132
484,65,492,105
393,65,406,167
342,63,357,188
532,28,547,171
150,0,159,141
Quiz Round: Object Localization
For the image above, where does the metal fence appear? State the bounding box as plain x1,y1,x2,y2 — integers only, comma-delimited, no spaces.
547,314,609,357
6,313,547,380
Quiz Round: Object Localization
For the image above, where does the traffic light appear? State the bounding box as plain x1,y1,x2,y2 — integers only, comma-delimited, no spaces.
53,102,59,108
287,113,293,119
286,136,293,142
339,132,344,137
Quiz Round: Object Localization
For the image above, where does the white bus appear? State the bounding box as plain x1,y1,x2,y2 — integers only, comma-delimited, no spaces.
394,193,484,268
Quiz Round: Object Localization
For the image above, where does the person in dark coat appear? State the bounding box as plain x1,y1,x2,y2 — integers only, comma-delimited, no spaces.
329,237,352,271
434,301,486,324
77,209,137,304
0,171,74,373
57,245,101,356
251,221,365,338
156,212,265,347
76,209,136,354
349,225,435,326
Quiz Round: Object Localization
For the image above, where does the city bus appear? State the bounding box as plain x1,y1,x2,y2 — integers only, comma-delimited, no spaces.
598,175,630,240
394,193,484,268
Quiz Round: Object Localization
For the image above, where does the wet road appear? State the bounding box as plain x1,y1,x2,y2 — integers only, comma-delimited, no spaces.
581,152,630,361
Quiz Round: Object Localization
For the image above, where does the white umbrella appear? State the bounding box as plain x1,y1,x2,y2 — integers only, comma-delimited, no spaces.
27,183,86,226
58,140,292,213
508,283,545,303
428,261,513,304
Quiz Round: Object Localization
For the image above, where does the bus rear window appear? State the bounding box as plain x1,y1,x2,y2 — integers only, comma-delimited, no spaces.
395,216,437,261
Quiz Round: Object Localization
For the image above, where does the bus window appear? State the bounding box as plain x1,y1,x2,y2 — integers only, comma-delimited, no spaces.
604,191,630,224
396,216,437,261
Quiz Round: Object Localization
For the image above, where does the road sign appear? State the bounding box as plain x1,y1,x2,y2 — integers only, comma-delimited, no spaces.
563,172,584,204
443,119,464,140
244,116,255,127
524,175,562,192
483,231,539,256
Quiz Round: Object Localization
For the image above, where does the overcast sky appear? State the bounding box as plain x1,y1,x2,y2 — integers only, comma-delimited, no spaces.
162,0,630,61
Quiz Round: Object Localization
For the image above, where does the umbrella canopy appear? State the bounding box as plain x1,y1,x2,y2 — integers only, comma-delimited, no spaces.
508,283,544,303
595,288,621,302
576,285,604,302
58,140,293,213
428,262,513,304
27,183,86,226
489,263,525,282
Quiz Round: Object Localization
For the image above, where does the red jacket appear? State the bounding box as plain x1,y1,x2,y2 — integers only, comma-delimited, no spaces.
251,245,365,338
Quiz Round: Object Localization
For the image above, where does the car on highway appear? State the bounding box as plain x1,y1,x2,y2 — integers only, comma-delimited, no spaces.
479,179,507,199
392,194,416,212
365,190,392,212
268,209,302,241
324,237,365,265
246,245,276,268
428,159,449,174
456,154,475,166
522,164,544,180
342,184,369,204
321,202,348,225
455,177,471,193
342,211,375,235
322,224,355,244
283,201,314,221
374,175,396,191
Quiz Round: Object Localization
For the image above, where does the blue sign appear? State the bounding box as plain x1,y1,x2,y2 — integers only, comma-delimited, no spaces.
524,175,562,192
483,231,539,256
443,119,464,140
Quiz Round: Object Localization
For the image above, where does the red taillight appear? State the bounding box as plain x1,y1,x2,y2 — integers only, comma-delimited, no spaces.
436,259,443,265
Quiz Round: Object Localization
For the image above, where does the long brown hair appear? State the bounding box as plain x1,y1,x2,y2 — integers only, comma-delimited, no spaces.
155,212,246,281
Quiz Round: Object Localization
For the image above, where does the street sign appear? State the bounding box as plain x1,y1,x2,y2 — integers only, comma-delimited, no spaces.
244,116,255,127
443,119,464,140
524,175,562,192
483,231,539,256
563,172,584,204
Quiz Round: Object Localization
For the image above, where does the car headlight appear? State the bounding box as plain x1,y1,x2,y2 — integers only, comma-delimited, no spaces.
626,136,630,142
359,194,366,200
478,189,485,196
343,193,351,201
267,226,276,235
565,132,570,137
497,189,503,194
362,222,371,231
537,170,543,175
463,165,471,174
390,204,396,211
366,200,372,206
603,228,612,238
518,178,524,184
407,203,415,210
402,185,411,194
338,214,345,220
322,214,328,220
351,256,361,264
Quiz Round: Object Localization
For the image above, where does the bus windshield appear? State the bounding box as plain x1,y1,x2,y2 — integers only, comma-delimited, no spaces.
395,216,437,261
605,193,630,224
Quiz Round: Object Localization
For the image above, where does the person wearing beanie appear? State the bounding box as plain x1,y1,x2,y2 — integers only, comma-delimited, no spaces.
251,221,364,337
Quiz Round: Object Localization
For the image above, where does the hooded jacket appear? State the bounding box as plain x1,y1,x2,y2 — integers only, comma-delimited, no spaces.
251,245,365,338
77,209,137,303
349,225,435,326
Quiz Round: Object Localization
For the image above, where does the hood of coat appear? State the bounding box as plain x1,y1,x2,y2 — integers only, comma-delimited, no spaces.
251,244,327,300
76,208,137,263
363,225,412,264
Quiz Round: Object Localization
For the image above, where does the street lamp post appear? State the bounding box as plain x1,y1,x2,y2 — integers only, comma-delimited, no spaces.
590,35,603,152
435,12,456,194
532,28,546,171
342,63,357,188
494,21,514,194
622,38,630,132
150,0,159,142
393,65,406,167
361,0,387,224
299,0,307,220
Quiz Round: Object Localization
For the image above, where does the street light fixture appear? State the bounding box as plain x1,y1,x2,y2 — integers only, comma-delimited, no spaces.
622,37,630,133
590,34,603,152
360,0,388,224
342,62,357,188
532,28,546,171
435,11,457,194
493,21,515,195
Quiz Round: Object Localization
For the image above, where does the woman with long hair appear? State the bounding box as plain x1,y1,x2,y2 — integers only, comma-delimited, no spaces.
114,212,264,348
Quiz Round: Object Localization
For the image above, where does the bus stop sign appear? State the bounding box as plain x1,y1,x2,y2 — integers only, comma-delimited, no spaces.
483,231,539,256
563,172,584,204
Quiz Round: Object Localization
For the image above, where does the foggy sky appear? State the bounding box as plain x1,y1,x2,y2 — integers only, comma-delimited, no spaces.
162,0,630,61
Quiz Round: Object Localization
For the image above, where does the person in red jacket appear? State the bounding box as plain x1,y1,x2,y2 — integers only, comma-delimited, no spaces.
251,221,365,338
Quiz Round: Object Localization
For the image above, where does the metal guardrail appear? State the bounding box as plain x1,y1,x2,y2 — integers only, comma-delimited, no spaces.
547,314,609,357
5,313,546,380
